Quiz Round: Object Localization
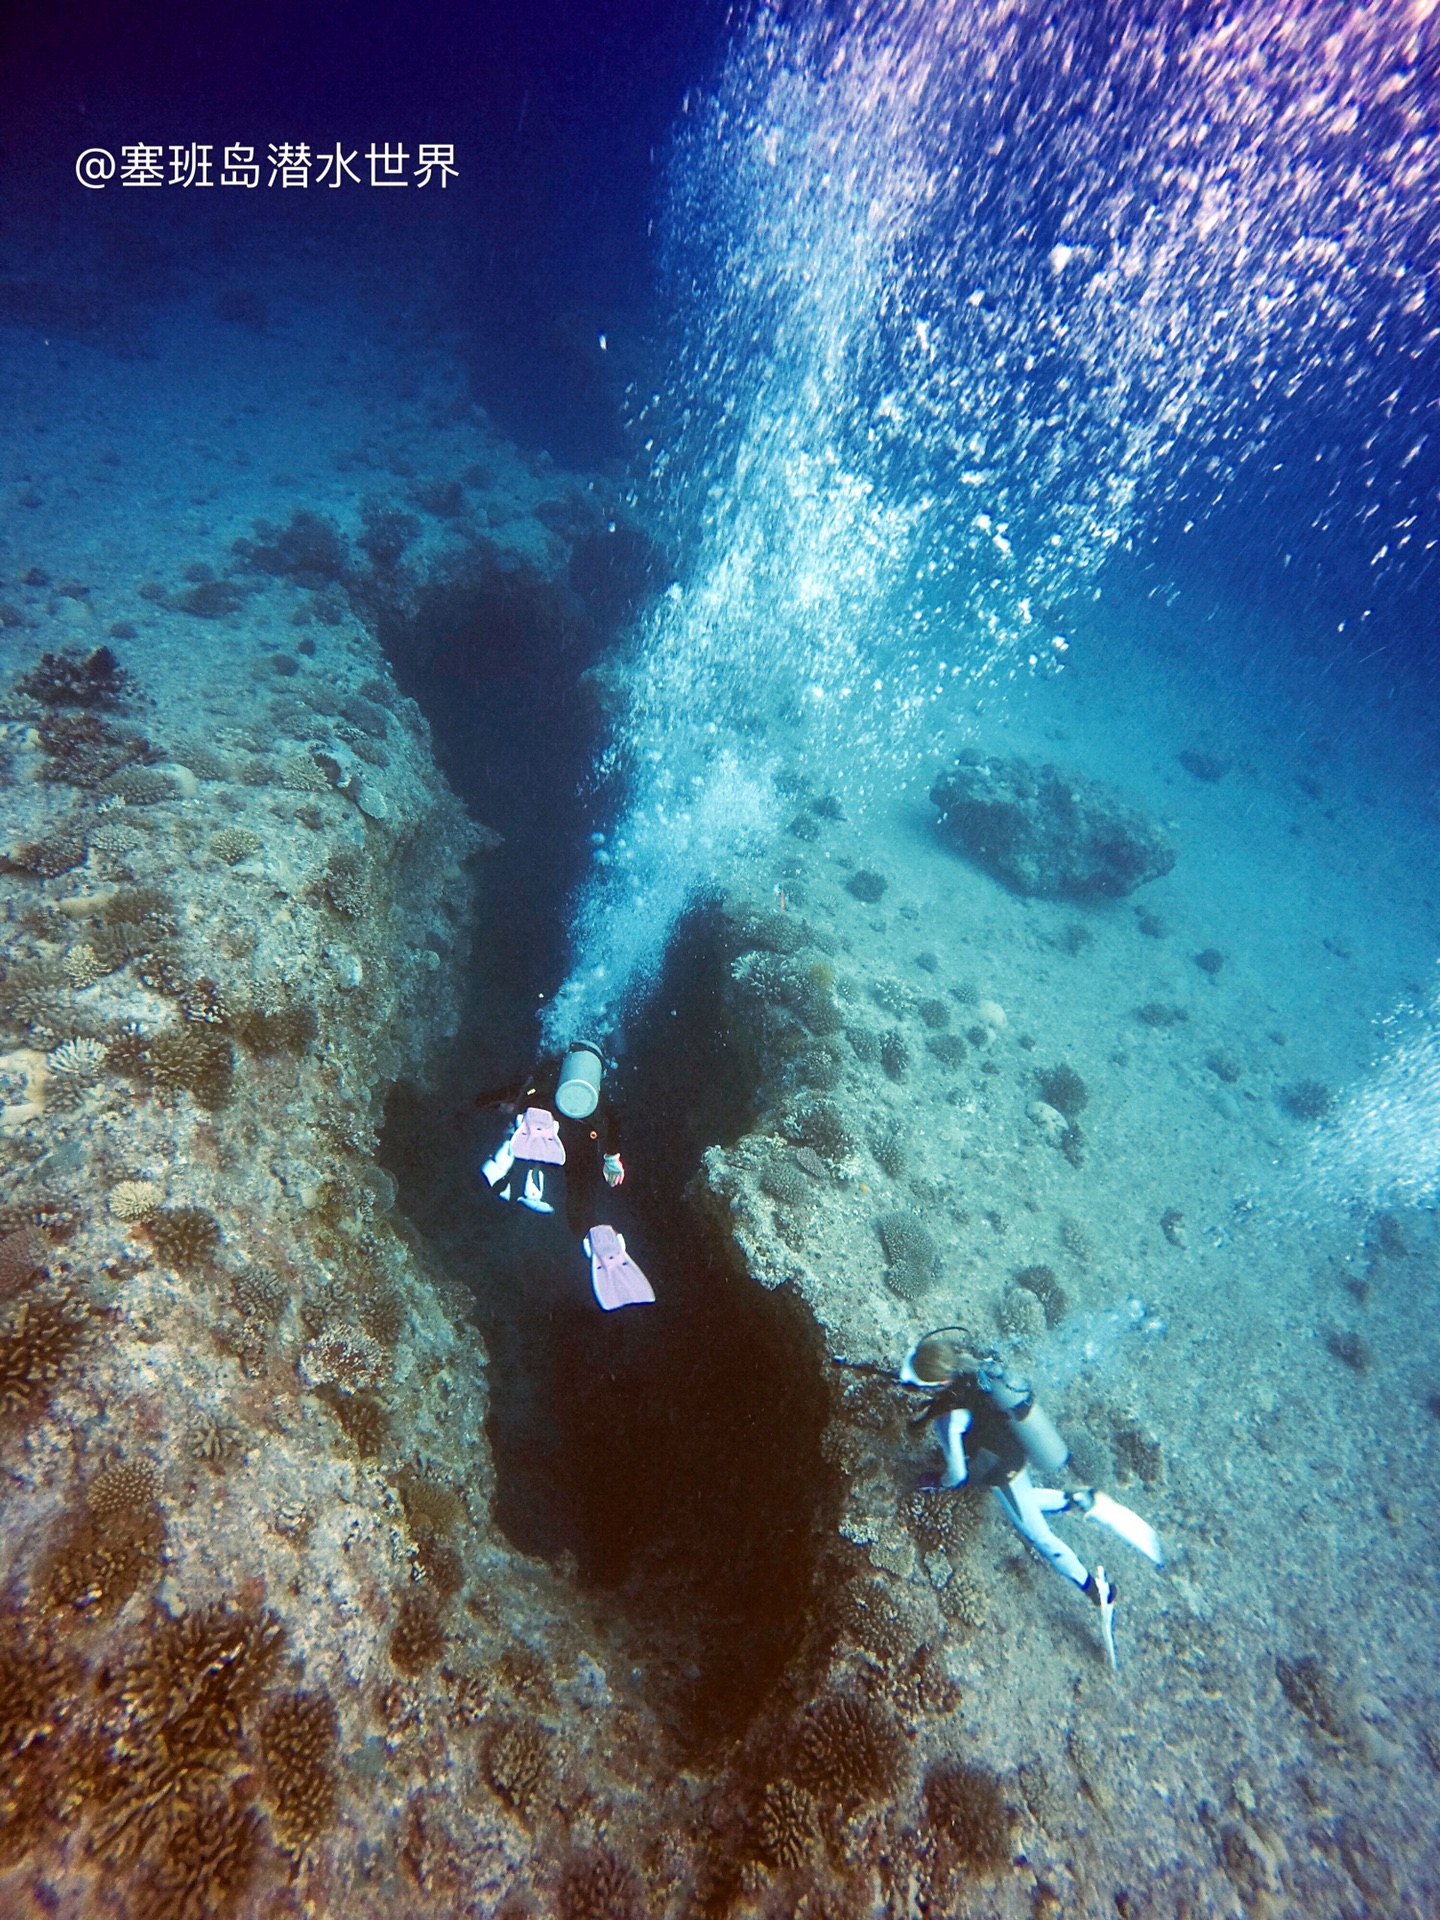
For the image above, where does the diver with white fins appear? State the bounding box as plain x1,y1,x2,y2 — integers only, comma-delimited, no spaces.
478,1041,656,1311
901,1328,1163,1670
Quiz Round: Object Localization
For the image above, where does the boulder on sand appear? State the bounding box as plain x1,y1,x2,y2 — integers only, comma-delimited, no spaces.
930,753,1175,899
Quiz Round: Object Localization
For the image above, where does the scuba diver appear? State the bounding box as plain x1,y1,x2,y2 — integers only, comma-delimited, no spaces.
478,1041,655,1312
900,1328,1163,1670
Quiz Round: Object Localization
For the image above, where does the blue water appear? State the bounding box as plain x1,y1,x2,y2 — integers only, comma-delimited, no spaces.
545,0,1440,1043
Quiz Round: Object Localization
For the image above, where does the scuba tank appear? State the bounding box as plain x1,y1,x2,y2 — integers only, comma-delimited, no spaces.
980,1366,1070,1476
555,1041,604,1119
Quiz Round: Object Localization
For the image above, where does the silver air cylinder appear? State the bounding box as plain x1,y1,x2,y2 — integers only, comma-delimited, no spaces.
555,1043,604,1120
986,1371,1070,1476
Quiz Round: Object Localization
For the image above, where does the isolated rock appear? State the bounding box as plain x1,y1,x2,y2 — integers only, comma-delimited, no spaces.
930,754,1175,899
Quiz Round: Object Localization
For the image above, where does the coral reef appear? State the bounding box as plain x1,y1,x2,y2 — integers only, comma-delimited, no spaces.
876,1210,939,1298
557,1848,646,1920
1282,1078,1333,1120
209,827,262,865
791,1692,904,1806
0,1289,91,1428
923,1760,1015,1869
259,1689,339,1856
845,868,888,903
1036,1063,1088,1118
145,1207,221,1271
17,645,133,708
390,1590,446,1673
485,1716,556,1822
751,1778,817,1869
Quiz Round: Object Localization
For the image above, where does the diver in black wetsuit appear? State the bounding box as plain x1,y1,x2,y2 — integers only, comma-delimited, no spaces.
901,1328,1164,1670
477,1042,655,1310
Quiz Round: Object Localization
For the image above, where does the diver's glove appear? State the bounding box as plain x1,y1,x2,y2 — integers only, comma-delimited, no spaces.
603,1153,625,1188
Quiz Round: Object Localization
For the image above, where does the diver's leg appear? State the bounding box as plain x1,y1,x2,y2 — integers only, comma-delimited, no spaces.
991,1468,1090,1589
995,1471,1119,1666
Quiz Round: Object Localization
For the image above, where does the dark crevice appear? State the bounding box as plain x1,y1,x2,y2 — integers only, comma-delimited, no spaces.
366,525,663,1022
374,565,840,1758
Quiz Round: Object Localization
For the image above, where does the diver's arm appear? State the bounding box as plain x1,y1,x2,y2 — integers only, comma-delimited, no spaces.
600,1098,625,1184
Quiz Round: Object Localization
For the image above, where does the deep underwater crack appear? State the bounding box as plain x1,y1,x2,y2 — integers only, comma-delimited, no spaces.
380,920,841,1754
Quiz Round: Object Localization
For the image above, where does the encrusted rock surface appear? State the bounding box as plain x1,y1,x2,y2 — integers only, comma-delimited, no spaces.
930,753,1175,898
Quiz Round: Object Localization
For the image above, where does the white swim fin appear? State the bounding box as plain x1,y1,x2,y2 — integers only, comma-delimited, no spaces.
1092,1565,1118,1671
1085,1490,1163,1567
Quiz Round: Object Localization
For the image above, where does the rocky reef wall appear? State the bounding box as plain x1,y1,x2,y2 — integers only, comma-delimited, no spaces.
0,594,701,1915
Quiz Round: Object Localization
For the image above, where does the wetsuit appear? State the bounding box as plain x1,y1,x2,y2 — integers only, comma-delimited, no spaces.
478,1057,622,1238
915,1371,1093,1591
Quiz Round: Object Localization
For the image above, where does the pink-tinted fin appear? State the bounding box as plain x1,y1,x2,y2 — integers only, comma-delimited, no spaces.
585,1224,656,1310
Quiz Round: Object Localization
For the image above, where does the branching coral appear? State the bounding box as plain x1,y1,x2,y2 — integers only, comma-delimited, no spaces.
317,1386,389,1455
88,818,144,854
415,1533,464,1601
791,1692,903,1807
231,1266,287,1322
0,1225,49,1294
260,1688,339,1856
146,1208,221,1272
835,1581,924,1673
359,1284,406,1345
781,1096,853,1160
558,1848,647,1920
109,1180,161,1223
389,1591,445,1674
300,1326,385,1393
187,1408,247,1470
1282,1079,1333,1121
397,1470,465,1538
62,943,104,988
237,993,316,1056
139,1784,262,1920
922,1760,1015,1869
177,977,232,1029
89,1461,161,1517
0,1290,90,1428
37,712,150,788
1037,1064,1088,1118
0,1625,83,1866
209,828,262,867
47,1035,107,1081
484,1716,554,1822
11,830,89,878
44,1466,166,1620
876,1211,939,1299
91,1602,285,1869
750,1779,816,1870
102,885,174,929
103,766,177,807
145,1026,235,1109
322,846,368,918
17,645,133,709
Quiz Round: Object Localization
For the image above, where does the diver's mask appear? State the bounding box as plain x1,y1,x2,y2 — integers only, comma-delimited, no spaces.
555,1041,605,1120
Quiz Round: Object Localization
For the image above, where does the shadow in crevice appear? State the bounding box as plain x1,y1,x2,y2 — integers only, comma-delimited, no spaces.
370,524,664,1048
380,907,840,1756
